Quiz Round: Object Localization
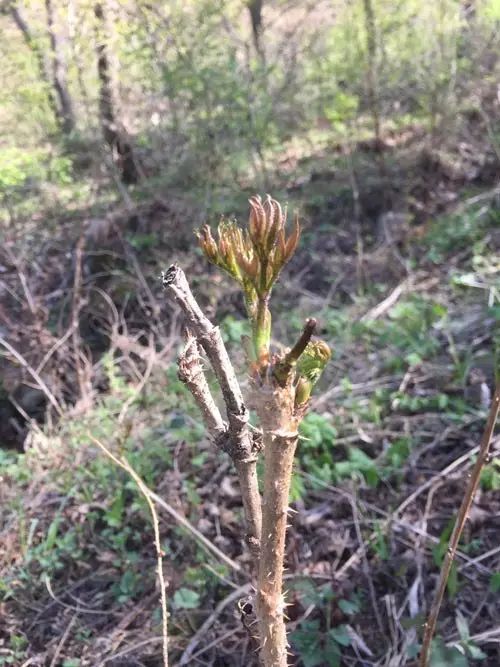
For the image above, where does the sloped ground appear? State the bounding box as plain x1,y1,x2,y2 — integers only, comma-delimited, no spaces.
0,133,499,666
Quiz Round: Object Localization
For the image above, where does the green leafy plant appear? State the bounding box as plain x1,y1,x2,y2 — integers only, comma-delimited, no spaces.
299,415,377,485
0,635,28,665
454,611,487,661
489,572,500,593
290,579,357,667
172,587,200,610
426,612,486,667
113,569,142,604
432,520,460,599
367,296,446,372
480,456,500,490
429,637,468,667
291,619,349,667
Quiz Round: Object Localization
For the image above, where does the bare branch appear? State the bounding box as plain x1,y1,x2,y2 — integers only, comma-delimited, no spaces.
177,334,225,438
419,387,500,667
162,265,246,437
162,265,262,559
179,583,253,666
0,335,63,417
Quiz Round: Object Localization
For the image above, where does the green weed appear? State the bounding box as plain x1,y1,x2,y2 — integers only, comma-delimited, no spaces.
0,635,28,665
290,579,360,667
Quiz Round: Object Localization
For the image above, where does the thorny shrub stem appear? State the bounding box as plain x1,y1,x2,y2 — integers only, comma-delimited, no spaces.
255,391,299,666
183,195,331,666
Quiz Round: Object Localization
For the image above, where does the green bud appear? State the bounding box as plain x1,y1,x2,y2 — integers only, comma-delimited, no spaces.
294,376,313,408
197,195,304,372
296,340,331,385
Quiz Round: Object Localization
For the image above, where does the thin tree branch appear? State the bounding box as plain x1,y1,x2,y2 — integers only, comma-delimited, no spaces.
162,264,262,559
91,432,244,575
147,489,244,575
0,335,63,416
419,387,500,667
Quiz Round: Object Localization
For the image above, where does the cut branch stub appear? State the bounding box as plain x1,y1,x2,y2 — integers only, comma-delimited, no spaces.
274,317,317,386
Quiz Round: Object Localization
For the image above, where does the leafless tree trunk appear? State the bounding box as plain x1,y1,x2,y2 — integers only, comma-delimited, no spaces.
247,0,265,61
362,0,383,151
45,0,75,133
7,0,75,133
6,2,59,129
94,1,138,185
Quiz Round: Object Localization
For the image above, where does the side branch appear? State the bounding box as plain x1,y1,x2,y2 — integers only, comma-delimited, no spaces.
178,334,226,439
419,387,500,667
163,265,246,431
162,265,262,558
274,318,316,384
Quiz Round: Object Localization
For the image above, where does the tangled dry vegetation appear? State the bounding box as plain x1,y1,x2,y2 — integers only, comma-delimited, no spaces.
0,131,499,666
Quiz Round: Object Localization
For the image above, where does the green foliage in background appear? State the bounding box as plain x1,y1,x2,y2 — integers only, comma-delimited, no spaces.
0,358,213,609
1,0,500,215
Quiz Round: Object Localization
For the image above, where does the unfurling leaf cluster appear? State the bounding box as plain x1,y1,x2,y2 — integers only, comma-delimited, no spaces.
197,195,299,310
294,341,332,408
198,194,330,404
